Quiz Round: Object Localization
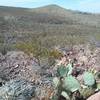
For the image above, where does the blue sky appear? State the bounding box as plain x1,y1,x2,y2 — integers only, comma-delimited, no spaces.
0,0,100,13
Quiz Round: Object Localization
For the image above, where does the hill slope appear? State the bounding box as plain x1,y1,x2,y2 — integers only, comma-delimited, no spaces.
0,4,100,50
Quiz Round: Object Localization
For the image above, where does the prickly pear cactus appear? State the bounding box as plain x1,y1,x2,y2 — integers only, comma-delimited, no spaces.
66,63,73,75
61,91,70,100
53,77,59,88
57,65,68,77
83,71,95,86
57,63,73,77
63,76,80,92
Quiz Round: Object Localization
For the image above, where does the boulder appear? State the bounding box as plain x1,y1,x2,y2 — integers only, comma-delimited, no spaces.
87,92,100,100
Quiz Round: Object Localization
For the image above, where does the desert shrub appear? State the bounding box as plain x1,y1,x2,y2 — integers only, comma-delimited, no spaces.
47,49,63,66
0,44,14,55
49,49,63,59
16,40,63,66
0,36,4,44
15,40,49,65
89,43,96,52
48,57,55,66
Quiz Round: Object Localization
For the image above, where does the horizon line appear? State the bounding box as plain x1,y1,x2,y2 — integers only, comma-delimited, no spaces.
0,4,99,14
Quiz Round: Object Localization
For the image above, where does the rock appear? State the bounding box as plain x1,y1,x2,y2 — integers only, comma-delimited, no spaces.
0,79,36,100
87,92,100,100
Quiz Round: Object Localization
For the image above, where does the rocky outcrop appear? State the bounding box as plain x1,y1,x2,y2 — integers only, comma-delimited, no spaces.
0,51,54,100
73,45,100,70
0,47,100,100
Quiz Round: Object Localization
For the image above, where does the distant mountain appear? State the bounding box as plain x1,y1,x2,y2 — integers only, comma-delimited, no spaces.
0,4,100,25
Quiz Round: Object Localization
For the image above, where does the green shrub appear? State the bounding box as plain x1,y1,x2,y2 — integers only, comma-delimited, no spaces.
48,57,55,66
15,41,49,65
0,44,14,55
49,49,63,59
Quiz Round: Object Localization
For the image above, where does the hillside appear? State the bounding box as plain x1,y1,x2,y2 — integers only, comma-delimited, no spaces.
0,4,100,52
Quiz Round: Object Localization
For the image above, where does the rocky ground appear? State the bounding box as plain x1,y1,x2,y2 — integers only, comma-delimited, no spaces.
0,51,41,82
0,44,100,100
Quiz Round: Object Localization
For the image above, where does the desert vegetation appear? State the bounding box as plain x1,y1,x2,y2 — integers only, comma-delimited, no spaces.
0,4,100,100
